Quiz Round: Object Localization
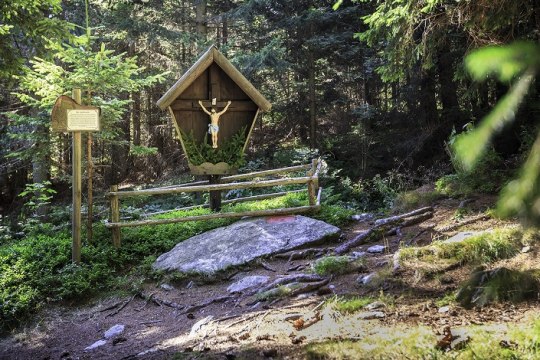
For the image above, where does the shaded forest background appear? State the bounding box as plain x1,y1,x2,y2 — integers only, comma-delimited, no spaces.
1,0,539,219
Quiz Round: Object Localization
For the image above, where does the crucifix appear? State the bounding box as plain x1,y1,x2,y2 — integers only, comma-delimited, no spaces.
198,99,232,148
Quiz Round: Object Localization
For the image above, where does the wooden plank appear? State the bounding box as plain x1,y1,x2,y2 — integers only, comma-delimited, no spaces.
243,109,260,153
156,46,214,109
171,100,257,111
110,176,313,198
212,48,272,111
72,89,82,264
168,107,189,157
210,63,221,101
141,189,306,218
223,164,311,181
139,164,312,193
106,204,320,228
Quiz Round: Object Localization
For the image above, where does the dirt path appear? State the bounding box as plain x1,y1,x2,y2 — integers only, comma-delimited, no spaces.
1,195,539,359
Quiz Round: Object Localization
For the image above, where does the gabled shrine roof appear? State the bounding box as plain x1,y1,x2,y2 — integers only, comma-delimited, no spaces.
157,45,271,112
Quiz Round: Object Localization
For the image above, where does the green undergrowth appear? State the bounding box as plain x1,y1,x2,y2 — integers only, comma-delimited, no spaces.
331,296,376,314
399,227,525,265
312,255,364,276
457,267,540,308
0,192,351,331
305,317,540,359
393,189,442,213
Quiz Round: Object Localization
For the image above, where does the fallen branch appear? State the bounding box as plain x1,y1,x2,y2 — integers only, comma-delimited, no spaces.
335,229,377,255
105,294,136,318
374,207,433,227
137,292,185,311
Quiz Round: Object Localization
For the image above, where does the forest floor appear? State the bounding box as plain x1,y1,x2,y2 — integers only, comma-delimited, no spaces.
1,192,539,359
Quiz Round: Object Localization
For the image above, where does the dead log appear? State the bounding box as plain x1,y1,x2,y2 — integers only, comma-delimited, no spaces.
335,229,377,255
374,206,433,227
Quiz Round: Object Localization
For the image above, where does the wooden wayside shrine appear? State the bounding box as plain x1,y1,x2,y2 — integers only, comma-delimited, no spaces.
157,45,272,176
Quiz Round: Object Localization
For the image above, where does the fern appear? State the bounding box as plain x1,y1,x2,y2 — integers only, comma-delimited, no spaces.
180,127,247,168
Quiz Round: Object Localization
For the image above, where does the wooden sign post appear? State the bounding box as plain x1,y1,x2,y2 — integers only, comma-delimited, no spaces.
72,89,82,264
51,89,100,264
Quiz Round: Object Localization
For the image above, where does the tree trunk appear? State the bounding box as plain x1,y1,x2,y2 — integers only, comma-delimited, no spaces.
194,0,207,46
132,91,141,146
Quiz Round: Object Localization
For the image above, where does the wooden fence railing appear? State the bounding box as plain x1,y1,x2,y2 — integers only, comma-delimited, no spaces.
106,159,322,247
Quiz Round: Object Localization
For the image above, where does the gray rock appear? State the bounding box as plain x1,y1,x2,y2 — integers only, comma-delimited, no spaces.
189,316,214,338
367,245,386,253
357,273,376,286
227,275,270,293
438,306,450,313
366,301,385,310
357,311,385,320
85,339,107,351
392,251,401,273
521,246,531,253
153,215,340,275
104,324,125,339
444,231,481,244
351,213,374,221
160,283,174,291
350,251,366,260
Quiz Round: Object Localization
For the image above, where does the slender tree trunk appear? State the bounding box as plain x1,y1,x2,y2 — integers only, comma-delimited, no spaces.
419,69,438,128
194,0,207,46
132,91,141,146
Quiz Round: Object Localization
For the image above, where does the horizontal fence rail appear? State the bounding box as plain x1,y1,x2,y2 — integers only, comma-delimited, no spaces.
106,159,323,247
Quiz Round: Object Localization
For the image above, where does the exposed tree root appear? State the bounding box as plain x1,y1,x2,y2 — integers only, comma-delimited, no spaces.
105,294,137,318
335,207,434,254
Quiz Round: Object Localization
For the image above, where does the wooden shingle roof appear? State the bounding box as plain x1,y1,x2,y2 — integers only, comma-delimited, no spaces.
157,45,271,112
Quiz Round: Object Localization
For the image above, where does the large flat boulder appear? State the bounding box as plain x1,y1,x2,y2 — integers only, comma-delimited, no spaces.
153,215,340,275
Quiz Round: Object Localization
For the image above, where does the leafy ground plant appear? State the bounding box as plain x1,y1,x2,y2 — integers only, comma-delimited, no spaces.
312,255,363,276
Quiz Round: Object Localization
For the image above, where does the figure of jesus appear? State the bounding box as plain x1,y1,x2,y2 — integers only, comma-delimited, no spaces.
198,100,232,148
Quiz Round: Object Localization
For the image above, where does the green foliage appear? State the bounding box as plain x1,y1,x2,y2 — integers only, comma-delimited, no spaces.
453,42,540,225
331,296,374,314
180,128,247,168
457,267,540,308
312,256,359,276
0,0,71,79
17,180,56,212
400,228,523,265
437,128,506,197
129,145,158,157
393,190,442,213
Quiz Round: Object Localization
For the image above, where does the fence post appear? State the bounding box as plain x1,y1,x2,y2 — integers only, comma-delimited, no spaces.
307,158,318,206
109,185,121,248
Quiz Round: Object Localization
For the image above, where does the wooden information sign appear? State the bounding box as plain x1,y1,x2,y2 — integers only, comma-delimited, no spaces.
67,109,100,131
51,95,100,132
